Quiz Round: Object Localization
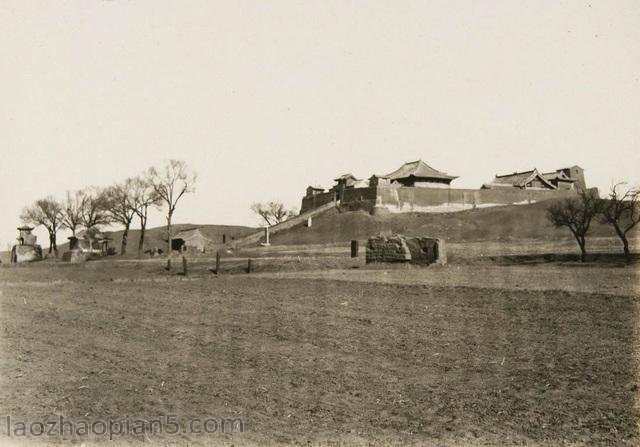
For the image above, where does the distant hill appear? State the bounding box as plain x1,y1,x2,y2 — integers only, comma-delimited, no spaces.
269,201,624,245
59,223,258,255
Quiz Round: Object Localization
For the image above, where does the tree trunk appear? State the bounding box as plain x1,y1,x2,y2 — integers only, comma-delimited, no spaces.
574,234,587,263
121,224,129,255
138,209,147,255
622,235,631,263
612,223,631,263
166,212,173,270
47,231,58,257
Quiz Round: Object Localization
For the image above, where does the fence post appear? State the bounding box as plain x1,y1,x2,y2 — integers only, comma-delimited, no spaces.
215,251,221,274
182,256,188,276
247,258,252,273
351,240,359,258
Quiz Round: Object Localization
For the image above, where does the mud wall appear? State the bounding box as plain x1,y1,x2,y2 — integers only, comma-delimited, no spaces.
375,186,577,213
301,185,578,215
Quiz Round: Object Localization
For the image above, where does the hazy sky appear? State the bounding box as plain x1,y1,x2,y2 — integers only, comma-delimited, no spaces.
1,1,639,248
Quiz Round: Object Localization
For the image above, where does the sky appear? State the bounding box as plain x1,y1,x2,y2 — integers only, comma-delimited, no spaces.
1,0,639,249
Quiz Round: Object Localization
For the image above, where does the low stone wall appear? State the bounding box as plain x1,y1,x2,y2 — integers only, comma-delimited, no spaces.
366,234,446,265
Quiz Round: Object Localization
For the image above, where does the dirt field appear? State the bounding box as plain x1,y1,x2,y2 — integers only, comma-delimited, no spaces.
0,257,638,446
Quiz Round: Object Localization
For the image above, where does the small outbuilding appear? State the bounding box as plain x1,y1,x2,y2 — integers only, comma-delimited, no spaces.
171,228,214,253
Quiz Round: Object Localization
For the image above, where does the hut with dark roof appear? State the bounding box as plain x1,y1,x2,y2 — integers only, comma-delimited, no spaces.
171,227,214,253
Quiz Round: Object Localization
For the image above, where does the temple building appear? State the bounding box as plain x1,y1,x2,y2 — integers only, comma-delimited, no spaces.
542,170,578,190
483,166,584,191
550,165,586,191
483,168,557,190
380,159,458,188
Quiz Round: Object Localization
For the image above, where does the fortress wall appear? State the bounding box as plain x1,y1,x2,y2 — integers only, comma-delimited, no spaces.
339,187,378,211
300,191,335,214
300,185,578,215
236,200,338,247
377,186,576,213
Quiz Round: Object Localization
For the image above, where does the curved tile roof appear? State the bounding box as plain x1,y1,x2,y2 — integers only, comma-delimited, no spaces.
384,160,457,181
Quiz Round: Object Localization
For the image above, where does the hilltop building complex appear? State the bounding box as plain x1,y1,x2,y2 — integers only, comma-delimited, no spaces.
301,160,585,214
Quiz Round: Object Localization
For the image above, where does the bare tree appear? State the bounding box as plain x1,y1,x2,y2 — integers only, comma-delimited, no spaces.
600,183,639,263
20,197,63,256
150,160,197,268
104,179,137,255
546,189,600,262
79,187,111,231
130,173,161,255
60,190,84,237
251,201,297,226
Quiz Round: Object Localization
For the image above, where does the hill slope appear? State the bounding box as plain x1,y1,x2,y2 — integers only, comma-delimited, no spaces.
270,201,623,245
